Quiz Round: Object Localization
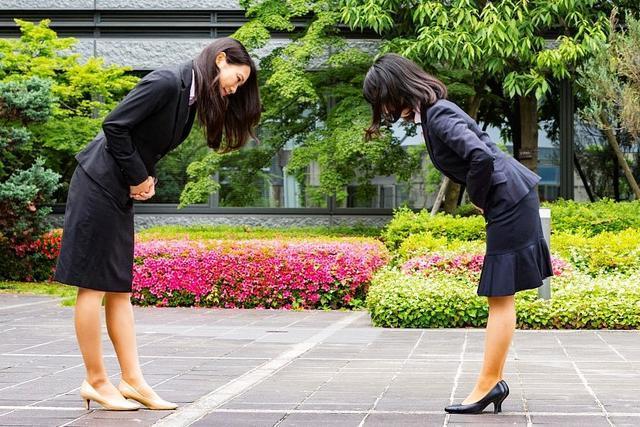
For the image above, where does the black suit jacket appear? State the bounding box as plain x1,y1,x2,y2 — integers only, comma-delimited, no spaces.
75,60,197,206
421,99,541,214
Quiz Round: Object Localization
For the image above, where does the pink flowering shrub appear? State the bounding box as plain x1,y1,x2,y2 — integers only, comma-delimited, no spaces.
401,252,571,280
132,238,389,309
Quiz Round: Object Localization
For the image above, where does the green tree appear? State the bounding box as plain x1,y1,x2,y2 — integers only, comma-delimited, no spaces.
0,19,137,196
341,0,611,210
179,0,424,208
577,11,640,200
0,75,61,280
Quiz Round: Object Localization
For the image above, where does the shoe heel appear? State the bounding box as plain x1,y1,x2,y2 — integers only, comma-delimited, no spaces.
494,395,506,414
84,399,90,410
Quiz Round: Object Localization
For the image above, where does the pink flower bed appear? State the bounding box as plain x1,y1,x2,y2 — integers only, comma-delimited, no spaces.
132,238,390,309
401,252,571,279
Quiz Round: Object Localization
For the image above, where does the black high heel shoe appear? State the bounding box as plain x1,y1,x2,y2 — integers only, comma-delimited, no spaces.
444,380,509,414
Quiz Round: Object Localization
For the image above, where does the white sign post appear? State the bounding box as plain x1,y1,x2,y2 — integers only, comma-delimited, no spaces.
538,208,552,300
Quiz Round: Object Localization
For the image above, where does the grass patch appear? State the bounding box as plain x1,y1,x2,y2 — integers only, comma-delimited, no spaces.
0,281,76,306
137,224,382,241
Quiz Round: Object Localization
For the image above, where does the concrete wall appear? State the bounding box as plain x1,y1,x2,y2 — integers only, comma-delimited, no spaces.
48,213,393,232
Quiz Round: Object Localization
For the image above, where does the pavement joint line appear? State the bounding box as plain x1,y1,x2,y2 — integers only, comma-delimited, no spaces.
27,359,156,410
0,327,17,334
0,353,271,360
512,346,532,427
213,312,317,361
3,406,640,418
278,357,354,426
555,333,614,427
358,330,427,427
5,338,68,355
0,298,63,311
443,330,468,427
152,312,366,427
594,331,629,362
0,362,85,393
6,352,640,364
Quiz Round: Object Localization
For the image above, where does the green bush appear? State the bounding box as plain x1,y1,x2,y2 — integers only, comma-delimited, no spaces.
0,159,61,281
367,268,640,329
552,228,640,275
397,233,484,262
138,224,382,241
544,199,640,235
381,206,486,251
453,203,483,217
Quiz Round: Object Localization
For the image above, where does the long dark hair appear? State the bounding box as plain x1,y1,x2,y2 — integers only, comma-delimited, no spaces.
363,53,447,140
193,38,261,152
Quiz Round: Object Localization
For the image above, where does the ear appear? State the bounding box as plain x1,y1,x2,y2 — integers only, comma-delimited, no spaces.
215,52,227,68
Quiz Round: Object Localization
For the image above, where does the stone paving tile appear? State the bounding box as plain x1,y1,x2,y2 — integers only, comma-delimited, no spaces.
192,411,286,426
364,413,447,426
278,412,366,426
2,295,640,426
529,414,612,426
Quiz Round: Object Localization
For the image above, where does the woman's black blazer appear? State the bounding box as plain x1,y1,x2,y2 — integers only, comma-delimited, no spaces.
75,60,197,206
421,99,541,214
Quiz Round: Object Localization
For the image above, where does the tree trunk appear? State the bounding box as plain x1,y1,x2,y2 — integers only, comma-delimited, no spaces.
430,176,449,216
600,112,640,200
613,158,620,201
433,95,482,215
518,94,538,172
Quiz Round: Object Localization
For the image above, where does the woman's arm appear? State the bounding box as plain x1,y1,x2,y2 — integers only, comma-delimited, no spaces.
429,104,495,210
102,70,174,187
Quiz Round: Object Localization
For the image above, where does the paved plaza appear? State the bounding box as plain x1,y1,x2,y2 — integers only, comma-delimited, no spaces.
0,293,639,426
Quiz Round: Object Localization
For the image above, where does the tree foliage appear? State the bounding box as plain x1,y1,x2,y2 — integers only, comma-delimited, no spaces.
0,19,137,192
179,0,424,207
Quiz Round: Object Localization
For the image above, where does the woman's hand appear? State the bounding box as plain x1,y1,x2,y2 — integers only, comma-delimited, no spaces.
130,176,156,201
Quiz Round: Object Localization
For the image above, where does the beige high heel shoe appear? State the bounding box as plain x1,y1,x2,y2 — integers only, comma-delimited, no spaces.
117,379,178,410
80,380,140,411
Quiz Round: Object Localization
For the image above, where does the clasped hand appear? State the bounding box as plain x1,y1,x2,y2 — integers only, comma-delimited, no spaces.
130,176,156,201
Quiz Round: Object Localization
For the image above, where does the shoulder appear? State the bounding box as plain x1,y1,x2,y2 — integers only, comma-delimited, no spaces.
426,99,466,121
136,66,180,94
425,99,466,134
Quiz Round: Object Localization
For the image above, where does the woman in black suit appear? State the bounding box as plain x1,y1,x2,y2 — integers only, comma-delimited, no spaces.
363,54,553,414
54,38,261,411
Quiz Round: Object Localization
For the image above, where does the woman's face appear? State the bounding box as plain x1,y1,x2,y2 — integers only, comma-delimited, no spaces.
215,52,251,97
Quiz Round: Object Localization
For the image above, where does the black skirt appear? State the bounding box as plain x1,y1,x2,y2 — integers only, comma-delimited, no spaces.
477,187,553,297
54,165,135,293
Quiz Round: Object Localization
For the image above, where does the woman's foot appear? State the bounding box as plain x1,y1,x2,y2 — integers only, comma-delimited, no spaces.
80,379,139,411
444,380,509,414
462,377,502,405
118,379,177,410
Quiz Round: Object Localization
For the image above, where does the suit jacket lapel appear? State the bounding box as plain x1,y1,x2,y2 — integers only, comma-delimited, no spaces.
170,60,193,147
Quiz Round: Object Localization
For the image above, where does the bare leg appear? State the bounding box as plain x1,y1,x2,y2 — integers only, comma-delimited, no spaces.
75,288,124,399
104,292,154,395
462,295,516,404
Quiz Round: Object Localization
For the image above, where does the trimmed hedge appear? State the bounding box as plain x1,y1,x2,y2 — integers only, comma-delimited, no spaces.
552,228,640,275
380,207,486,251
397,233,485,262
367,268,640,329
543,199,640,235
132,238,389,309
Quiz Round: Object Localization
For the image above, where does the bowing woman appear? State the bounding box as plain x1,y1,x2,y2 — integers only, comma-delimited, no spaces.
363,53,553,415
54,37,261,411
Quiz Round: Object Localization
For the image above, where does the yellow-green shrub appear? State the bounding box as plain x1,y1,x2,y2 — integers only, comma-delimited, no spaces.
397,233,484,262
552,228,640,275
367,268,640,329
381,207,486,251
